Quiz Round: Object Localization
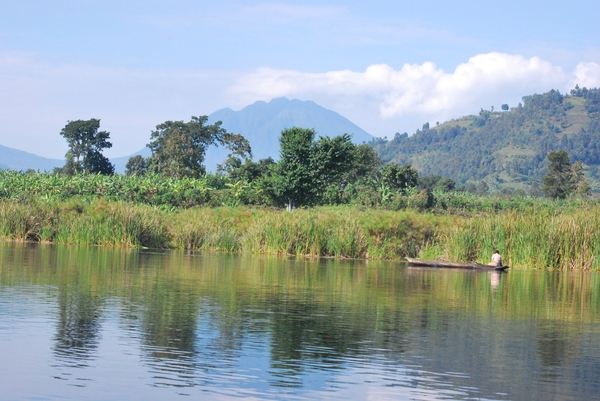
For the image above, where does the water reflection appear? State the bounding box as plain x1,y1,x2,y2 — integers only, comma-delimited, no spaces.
489,271,502,290
53,290,104,367
1,243,600,400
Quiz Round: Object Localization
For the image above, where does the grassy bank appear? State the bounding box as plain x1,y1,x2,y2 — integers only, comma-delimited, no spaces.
2,171,600,269
423,204,600,270
0,198,451,259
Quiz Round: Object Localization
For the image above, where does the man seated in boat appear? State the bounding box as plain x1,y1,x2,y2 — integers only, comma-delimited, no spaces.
488,250,502,267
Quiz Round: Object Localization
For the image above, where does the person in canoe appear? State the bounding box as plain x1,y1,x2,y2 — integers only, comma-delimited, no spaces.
488,250,502,267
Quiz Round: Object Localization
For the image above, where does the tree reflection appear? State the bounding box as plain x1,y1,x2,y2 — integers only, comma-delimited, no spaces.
4,244,600,400
53,289,105,367
536,326,573,368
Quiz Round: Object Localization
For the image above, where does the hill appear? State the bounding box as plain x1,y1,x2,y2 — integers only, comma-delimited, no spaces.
373,87,600,192
0,145,63,172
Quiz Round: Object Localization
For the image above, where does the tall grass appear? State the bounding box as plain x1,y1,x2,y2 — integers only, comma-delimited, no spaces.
429,204,600,270
0,198,169,248
0,199,445,259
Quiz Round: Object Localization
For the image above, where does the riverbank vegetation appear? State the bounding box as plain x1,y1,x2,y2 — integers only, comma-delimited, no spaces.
2,97,599,269
0,197,452,259
0,188,598,268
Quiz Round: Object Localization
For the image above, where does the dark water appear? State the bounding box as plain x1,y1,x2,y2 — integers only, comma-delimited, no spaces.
1,243,600,401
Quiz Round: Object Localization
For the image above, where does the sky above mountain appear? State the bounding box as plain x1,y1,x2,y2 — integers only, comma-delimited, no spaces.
1,0,599,159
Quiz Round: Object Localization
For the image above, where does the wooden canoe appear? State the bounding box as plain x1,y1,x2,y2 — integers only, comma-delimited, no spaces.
405,257,509,271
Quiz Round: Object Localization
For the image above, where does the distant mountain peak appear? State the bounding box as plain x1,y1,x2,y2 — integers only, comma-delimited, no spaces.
201,98,373,170
116,98,375,173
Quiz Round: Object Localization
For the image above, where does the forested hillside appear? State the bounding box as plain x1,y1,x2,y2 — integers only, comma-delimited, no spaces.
373,87,600,192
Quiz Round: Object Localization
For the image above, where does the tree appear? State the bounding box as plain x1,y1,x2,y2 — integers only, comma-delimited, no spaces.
147,116,250,178
219,156,275,183
501,104,509,111
576,179,592,197
59,119,114,175
272,127,315,210
381,163,418,194
435,177,456,192
310,133,355,191
343,144,382,184
477,180,489,195
125,155,147,176
542,150,578,199
529,181,544,197
271,128,356,210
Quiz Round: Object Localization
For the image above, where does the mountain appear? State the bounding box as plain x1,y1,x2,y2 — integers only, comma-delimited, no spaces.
206,97,374,162
372,87,600,192
113,97,374,173
0,144,63,172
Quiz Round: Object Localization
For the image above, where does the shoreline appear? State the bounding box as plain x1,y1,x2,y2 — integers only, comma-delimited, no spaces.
0,197,598,269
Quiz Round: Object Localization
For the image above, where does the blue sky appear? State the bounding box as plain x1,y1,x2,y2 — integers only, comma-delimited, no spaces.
1,0,599,158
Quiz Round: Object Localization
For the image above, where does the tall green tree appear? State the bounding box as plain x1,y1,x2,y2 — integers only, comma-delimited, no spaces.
381,163,418,194
272,128,356,210
59,119,114,175
125,155,147,176
542,150,578,199
218,156,275,183
147,116,250,178
310,133,355,191
272,127,315,210
343,143,382,184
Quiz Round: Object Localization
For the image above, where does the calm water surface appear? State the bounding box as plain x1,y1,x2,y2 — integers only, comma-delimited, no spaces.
1,243,600,400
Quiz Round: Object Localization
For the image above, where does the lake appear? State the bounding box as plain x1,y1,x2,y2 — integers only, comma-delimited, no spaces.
1,243,599,400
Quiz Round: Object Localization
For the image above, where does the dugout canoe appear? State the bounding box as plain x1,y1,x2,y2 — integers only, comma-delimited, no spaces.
405,257,509,271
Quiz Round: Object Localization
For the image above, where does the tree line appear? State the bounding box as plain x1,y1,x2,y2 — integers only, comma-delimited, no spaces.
52,104,591,210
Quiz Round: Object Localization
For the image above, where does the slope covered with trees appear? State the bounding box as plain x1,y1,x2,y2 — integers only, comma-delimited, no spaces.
373,87,600,192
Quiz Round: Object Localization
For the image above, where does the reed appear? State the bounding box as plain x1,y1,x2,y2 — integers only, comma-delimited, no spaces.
0,200,443,259
430,204,600,270
2,194,599,269
0,198,169,248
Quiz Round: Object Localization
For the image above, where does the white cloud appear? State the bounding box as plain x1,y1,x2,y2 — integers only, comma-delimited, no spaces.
2,51,600,159
229,53,600,136
572,62,600,89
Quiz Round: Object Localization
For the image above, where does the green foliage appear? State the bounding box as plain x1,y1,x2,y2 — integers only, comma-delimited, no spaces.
381,163,418,193
372,88,600,192
0,199,448,259
435,177,456,192
58,119,114,175
147,116,250,178
0,170,212,208
542,150,577,199
1,167,600,269
272,127,315,209
343,143,382,184
271,128,356,209
125,155,147,176
219,156,275,183
427,204,600,270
